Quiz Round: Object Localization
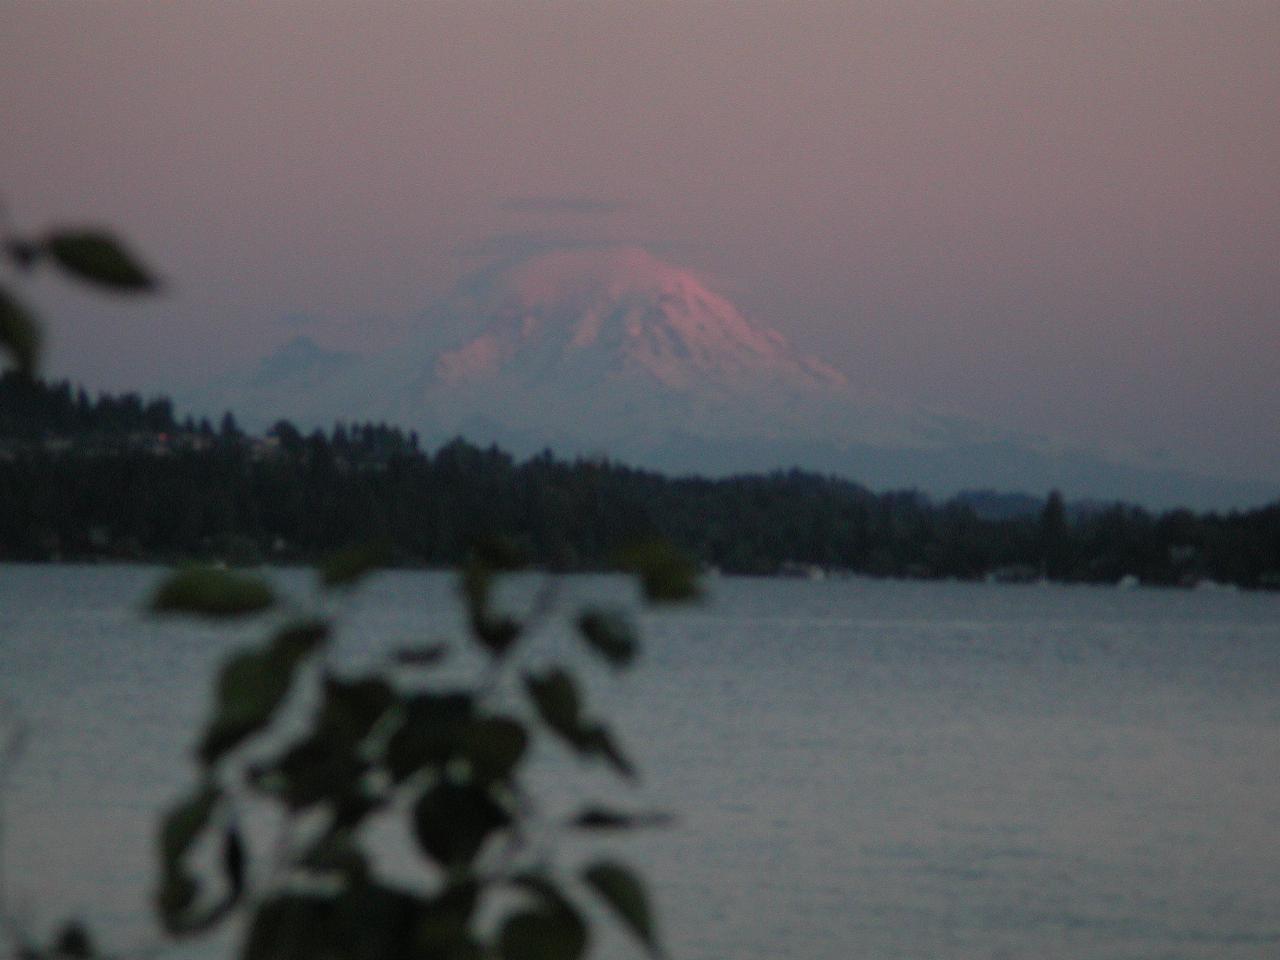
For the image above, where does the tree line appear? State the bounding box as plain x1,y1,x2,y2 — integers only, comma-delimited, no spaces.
2,372,1279,588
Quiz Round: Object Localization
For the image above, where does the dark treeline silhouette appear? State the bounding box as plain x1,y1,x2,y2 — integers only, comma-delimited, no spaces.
2,372,1279,588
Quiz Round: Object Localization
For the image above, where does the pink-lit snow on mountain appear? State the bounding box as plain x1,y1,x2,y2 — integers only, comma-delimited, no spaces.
434,246,847,391
185,245,1275,505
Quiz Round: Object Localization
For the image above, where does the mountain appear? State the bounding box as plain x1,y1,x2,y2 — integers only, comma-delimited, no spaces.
183,246,1279,510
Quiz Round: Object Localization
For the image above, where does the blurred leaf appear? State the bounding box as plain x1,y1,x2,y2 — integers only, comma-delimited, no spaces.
156,865,229,936
198,624,323,764
460,561,522,658
583,861,658,955
321,675,394,744
476,614,521,658
155,868,199,933
330,784,384,831
510,871,565,907
45,229,155,290
329,883,437,960
200,650,289,764
417,881,482,959
499,896,587,960
298,830,369,883
393,643,448,666
0,284,40,377
271,619,330,660
151,566,274,619
524,671,633,776
463,715,528,784
251,731,364,811
460,561,492,624
569,807,672,830
249,674,390,809
524,669,583,743
582,724,635,780
242,895,329,960
53,922,93,959
319,540,391,589
413,782,510,868
576,608,637,668
160,783,220,864
3,239,40,270
223,824,245,900
385,692,473,782
616,541,700,604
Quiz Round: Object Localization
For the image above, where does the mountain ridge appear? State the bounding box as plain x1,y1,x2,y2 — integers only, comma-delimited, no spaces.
180,246,1280,511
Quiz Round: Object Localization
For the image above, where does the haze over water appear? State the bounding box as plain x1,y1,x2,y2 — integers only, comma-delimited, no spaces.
2,566,1277,959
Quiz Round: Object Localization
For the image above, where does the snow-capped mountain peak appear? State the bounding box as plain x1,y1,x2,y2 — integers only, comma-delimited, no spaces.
178,245,1280,508
433,246,847,391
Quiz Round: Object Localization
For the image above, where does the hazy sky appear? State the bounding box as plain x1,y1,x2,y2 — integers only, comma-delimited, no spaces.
3,2,1278,481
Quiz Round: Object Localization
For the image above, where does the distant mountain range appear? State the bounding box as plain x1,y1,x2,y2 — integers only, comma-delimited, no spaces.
184,246,1279,511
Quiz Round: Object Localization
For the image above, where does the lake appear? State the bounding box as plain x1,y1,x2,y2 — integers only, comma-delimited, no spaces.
1,564,1278,959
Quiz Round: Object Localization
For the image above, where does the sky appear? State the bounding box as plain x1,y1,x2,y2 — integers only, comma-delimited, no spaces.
2,1,1278,484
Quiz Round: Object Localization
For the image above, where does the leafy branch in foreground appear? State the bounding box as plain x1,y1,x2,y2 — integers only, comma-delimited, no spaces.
1,205,157,378
62,541,688,960
0,207,694,959
0,207,161,960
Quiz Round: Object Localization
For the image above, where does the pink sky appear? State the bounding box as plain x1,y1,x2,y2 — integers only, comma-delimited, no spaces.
3,1,1278,482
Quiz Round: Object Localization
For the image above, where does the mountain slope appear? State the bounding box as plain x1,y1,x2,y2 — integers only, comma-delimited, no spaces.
184,246,1280,510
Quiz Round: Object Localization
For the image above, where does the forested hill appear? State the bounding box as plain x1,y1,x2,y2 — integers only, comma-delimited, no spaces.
2,372,1278,588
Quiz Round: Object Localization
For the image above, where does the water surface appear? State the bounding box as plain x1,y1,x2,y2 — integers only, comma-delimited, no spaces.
1,565,1277,959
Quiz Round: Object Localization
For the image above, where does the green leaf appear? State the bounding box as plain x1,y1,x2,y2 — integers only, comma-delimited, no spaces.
198,624,323,765
463,715,528,784
155,862,229,935
393,643,449,666
582,723,635,780
271,619,330,660
318,539,391,588
45,229,156,290
385,692,474,782
569,807,672,830
223,823,246,900
3,239,41,270
476,614,521,658
330,785,384,830
583,861,659,955
499,903,587,960
0,284,40,377
524,671,633,775
417,881,483,959
412,782,510,868
200,650,289,763
576,608,637,667
459,560,492,624
298,830,369,882
460,562,522,658
616,541,701,604
320,675,394,744
329,883,438,960
151,566,274,619
242,894,330,960
249,674,389,810
159,784,220,864
254,737,365,810
524,669,582,741
155,868,199,933
54,922,93,959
